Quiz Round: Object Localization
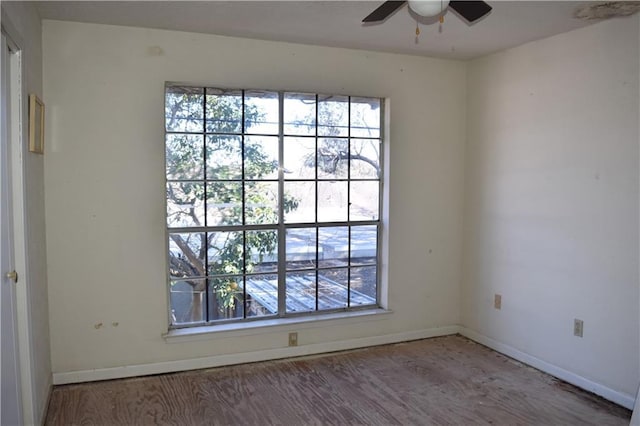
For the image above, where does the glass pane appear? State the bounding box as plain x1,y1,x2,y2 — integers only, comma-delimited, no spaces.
205,89,242,133
245,230,278,273
317,138,348,180
209,276,244,321
170,279,205,325
318,227,348,268
284,182,315,224
318,94,348,137
206,182,242,226
350,139,380,179
350,266,377,306
168,233,206,277
283,137,315,179
245,181,278,225
206,135,242,180
245,91,279,135
286,228,316,270
245,136,279,180
284,93,316,136
350,181,379,221
318,269,348,310
167,182,205,228
245,274,278,316
318,181,348,222
207,231,244,275
350,225,377,266
351,97,380,138
286,271,316,313
165,86,204,133
166,134,204,180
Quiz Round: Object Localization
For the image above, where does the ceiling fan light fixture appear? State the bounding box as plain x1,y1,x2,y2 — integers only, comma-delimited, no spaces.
408,0,450,17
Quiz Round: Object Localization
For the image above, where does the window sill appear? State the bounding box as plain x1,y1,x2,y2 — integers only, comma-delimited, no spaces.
163,308,392,343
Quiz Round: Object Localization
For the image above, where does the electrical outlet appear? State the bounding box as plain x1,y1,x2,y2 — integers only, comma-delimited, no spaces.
494,294,502,310
288,332,298,347
574,319,584,337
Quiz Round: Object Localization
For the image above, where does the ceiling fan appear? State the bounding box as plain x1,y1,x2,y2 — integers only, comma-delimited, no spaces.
363,1,492,24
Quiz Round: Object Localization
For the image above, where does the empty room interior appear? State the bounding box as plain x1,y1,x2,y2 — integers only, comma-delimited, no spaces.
1,0,640,424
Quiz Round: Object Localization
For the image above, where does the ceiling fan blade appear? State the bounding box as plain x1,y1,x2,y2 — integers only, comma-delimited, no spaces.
448,1,492,23
363,1,407,23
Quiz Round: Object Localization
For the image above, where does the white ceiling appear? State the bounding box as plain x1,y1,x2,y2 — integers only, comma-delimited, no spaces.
35,1,611,60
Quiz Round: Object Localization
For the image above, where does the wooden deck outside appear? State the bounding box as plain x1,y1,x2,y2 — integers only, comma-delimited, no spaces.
246,273,375,314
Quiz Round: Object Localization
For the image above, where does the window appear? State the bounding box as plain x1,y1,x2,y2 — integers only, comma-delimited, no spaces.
165,85,383,327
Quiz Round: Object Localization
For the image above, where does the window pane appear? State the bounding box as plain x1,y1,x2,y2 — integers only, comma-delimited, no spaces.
166,134,204,180
245,136,279,180
167,182,204,228
317,138,348,180
351,97,380,138
246,230,278,273
318,269,348,310
206,135,242,180
283,137,315,179
286,271,316,313
318,227,348,268
208,231,244,275
318,181,348,222
209,276,244,321
284,93,316,136
350,181,379,221
350,226,377,266
286,228,316,270
284,181,315,224
350,139,380,179
206,182,242,226
168,233,206,277
205,89,242,133
318,94,348,137
350,266,377,306
166,87,382,325
245,91,279,135
165,86,203,133
170,279,205,325
245,181,278,225
246,274,278,316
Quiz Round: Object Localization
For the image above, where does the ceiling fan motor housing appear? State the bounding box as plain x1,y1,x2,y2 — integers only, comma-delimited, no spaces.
408,0,451,17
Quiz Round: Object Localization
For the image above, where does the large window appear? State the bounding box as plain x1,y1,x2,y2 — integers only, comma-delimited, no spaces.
165,85,383,327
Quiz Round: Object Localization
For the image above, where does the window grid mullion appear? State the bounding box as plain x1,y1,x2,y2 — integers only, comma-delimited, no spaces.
242,89,247,319
347,96,352,308
277,92,286,317
315,94,320,312
203,89,210,322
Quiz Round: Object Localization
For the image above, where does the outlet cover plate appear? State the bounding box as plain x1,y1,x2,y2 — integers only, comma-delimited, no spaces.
288,332,298,347
574,319,583,337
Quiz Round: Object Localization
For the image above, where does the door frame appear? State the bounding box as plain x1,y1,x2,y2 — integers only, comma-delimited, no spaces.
1,12,37,426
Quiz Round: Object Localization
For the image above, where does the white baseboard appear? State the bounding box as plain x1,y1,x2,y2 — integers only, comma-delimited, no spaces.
460,327,636,410
52,325,461,385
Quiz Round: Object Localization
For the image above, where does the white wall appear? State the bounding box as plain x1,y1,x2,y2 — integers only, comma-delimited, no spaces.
43,20,466,377
1,2,51,425
463,14,640,402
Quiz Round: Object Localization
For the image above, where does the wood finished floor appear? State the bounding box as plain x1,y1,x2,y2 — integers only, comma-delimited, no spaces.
45,335,631,425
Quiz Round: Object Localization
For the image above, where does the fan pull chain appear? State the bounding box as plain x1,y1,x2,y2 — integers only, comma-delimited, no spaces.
415,21,420,36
